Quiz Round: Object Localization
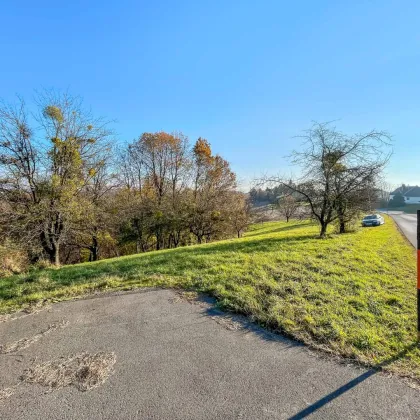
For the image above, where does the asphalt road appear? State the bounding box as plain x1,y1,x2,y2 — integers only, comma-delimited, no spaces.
1,289,420,419
387,211,417,247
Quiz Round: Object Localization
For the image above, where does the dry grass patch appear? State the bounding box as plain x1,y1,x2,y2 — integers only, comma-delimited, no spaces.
0,387,16,403
0,321,68,354
21,352,116,392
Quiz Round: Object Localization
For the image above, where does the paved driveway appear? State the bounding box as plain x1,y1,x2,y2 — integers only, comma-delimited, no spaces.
387,211,417,247
1,289,419,419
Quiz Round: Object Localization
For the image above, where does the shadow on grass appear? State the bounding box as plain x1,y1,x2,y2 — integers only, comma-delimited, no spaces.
200,297,302,350
287,342,419,419
245,222,313,238
196,294,418,419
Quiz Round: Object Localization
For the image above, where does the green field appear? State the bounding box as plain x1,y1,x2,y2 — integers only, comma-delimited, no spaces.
1,216,419,380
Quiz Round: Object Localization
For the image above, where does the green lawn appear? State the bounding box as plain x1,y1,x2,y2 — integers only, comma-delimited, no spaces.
1,216,419,380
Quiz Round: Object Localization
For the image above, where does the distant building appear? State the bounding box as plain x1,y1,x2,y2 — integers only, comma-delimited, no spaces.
390,185,420,204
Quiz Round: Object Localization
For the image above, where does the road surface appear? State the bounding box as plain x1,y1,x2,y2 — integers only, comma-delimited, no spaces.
388,211,417,247
1,289,419,419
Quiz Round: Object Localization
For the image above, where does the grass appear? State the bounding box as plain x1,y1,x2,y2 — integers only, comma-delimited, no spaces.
0,216,419,380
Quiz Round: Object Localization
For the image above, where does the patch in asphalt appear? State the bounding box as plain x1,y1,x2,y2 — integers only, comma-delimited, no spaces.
0,314,12,323
0,320,68,354
168,290,212,309
21,352,116,392
170,290,247,331
0,387,16,403
0,301,52,324
210,315,244,331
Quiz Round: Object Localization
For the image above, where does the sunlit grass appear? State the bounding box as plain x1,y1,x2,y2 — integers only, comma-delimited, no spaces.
1,216,418,379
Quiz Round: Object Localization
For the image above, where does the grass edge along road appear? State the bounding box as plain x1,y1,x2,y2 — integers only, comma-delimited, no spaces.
1,216,419,381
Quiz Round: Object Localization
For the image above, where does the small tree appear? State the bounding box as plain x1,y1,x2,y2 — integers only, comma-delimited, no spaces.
264,122,391,237
228,192,251,237
277,195,299,222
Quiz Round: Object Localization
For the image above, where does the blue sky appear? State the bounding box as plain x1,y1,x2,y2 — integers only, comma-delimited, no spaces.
1,0,419,189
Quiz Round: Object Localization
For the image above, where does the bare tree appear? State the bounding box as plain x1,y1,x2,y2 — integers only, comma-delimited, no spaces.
264,122,391,237
276,194,299,222
227,192,251,237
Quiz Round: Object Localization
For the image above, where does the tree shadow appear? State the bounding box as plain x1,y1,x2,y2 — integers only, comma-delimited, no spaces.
192,294,418,420
245,222,313,238
287,342,419,420
195,295,419,420
11,232,317,287
199,298,302,349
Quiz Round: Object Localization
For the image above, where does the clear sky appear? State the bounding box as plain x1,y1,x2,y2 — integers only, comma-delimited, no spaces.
1,0,419,190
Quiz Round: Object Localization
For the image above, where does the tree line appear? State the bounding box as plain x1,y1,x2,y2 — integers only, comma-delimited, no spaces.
0,92,249,273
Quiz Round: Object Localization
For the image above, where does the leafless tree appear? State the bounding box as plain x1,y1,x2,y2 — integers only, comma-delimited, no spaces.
264,122,391,236
276,194,299,222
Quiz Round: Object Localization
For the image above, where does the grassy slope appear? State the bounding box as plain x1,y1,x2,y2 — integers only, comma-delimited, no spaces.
1,216,419,379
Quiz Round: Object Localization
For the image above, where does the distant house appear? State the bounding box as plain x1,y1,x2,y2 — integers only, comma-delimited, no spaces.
390,186,420,204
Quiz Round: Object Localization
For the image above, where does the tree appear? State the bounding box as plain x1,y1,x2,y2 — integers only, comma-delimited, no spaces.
389,192,406,208
227,192,251,237
72,151,117,261
189,139,237,243
0,92,113,265
264,122,391,237
276,194,299,222
1,99,245,270
376,181,395,209
124,132,191,250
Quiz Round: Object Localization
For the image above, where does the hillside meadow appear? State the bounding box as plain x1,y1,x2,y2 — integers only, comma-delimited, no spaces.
1,216,419,379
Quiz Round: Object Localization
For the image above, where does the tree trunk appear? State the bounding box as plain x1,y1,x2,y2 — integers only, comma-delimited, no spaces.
40,230,59,265
339,218,346,234
89,235,99,262
52,241,60,266
319,223,327,238
155,231,162,250
173,231,181,248
337,203,346,234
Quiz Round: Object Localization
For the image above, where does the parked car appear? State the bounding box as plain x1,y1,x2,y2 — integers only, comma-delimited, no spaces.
362,214,385,227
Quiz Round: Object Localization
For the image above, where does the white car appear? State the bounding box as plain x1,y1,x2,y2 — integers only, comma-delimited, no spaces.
362,214,385,227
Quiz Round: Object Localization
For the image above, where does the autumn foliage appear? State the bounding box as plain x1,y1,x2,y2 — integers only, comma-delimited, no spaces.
0,92,250,269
